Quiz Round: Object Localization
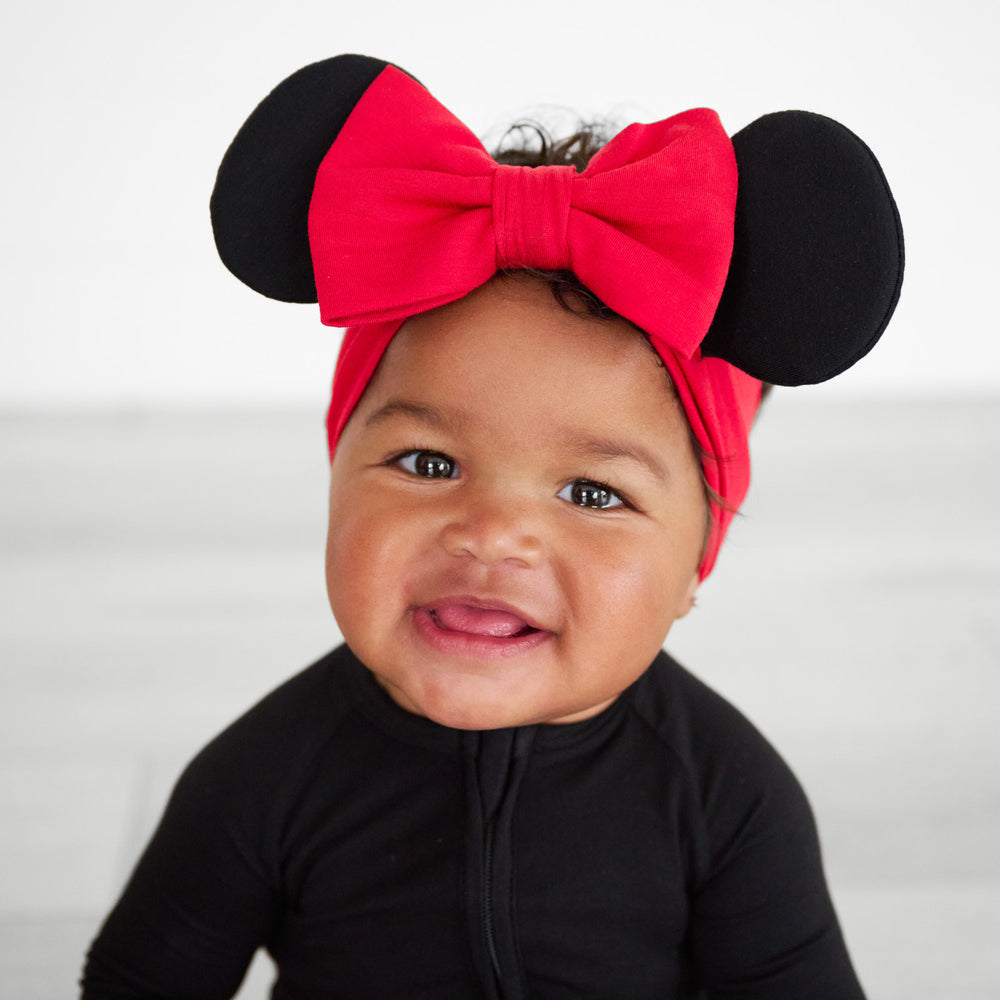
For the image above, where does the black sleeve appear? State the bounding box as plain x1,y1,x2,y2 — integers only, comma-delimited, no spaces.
80,731,280,999
681,682,865,999
80,654,347,999
640,657,865,999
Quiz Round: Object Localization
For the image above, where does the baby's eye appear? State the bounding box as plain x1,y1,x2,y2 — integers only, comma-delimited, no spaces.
395,450,458,479
557,479,626,510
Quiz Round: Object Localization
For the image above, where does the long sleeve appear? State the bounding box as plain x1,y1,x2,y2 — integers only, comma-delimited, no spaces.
673,669,865,999
81,729,281,998
80,652,354,999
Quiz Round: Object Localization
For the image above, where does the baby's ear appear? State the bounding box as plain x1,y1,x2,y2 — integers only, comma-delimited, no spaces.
702,111,904,386
210,55,420,304
674,571,701,620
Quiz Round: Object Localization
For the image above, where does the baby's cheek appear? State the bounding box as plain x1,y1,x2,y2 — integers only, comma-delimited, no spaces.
587,540,694,635
326,504,408,627
325,507,373,619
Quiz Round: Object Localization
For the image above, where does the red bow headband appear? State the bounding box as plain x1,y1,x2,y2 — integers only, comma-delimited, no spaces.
211,55,904,579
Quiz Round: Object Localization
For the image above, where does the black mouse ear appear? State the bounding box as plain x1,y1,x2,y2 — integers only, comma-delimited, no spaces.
702,111,904,385
210,54,412,303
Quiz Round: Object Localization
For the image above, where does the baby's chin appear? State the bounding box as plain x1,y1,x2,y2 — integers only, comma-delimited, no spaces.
374,671,615,731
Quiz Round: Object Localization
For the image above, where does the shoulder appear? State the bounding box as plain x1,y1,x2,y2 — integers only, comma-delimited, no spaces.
629,649,795,782
164,645,367,846
632,663,864,995
628,651,818,877
206,644,361,752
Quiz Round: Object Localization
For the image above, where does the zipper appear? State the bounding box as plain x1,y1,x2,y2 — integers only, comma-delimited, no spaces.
465,726,537,999
482,822,502,985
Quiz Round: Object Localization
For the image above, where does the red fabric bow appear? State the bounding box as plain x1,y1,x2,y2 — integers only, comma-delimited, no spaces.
309,67,738,359
312,66,761,580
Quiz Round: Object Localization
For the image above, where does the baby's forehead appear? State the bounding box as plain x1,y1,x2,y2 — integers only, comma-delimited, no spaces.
383,279,672,394
362,283,688,448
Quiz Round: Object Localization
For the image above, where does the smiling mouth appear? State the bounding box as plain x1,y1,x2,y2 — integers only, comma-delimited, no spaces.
428,603,540,638
413,601,550,658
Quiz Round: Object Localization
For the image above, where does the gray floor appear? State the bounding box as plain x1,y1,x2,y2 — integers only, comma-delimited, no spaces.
1,396,998,998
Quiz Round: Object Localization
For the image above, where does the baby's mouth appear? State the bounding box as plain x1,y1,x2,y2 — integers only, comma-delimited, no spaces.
428,603,540,638
412,599,552,659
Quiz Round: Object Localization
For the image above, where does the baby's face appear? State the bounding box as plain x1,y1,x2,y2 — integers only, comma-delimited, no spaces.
326,277,706,730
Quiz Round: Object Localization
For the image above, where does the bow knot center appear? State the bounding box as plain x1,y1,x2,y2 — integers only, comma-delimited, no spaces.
492,164,575,270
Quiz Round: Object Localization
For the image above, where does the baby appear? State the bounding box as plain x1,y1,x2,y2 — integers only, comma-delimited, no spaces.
81,55,903,999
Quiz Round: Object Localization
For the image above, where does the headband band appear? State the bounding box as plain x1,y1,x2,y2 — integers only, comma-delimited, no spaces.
211,54,903,579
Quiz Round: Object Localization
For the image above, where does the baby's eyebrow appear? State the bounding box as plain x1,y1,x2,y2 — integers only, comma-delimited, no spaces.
364,398,463,433
563,433,671,483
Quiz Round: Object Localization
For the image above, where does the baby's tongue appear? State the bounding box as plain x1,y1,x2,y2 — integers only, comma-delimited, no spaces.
432,603,531,637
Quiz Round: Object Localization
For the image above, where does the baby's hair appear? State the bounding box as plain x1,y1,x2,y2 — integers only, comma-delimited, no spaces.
493,118,615,171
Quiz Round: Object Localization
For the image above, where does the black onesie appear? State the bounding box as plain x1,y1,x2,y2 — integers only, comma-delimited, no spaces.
82,645,864,999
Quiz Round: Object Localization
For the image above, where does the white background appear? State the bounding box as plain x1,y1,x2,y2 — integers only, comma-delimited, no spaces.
2,0,998,407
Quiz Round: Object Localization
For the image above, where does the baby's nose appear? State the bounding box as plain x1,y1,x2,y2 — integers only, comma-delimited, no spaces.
438,496,544,568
